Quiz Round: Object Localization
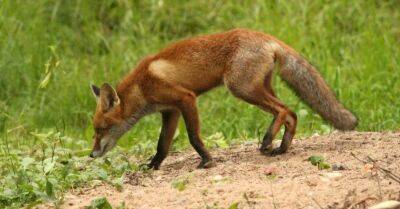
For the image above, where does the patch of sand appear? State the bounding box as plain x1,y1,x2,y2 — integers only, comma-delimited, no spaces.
44,132,400,209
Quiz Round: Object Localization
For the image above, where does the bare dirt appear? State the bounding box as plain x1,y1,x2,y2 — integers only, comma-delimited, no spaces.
50,132,400,209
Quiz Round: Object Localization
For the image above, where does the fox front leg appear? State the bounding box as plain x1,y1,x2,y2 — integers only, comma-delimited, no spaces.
148,110,180,170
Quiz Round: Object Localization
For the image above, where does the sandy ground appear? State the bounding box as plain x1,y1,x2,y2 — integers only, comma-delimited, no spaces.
43,131,400,209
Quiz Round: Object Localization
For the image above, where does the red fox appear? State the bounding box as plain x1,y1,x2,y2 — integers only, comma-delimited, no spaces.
89,29,357,169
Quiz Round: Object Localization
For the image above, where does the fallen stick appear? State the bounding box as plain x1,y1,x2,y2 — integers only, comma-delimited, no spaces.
350,152,400,184
367,156,400,184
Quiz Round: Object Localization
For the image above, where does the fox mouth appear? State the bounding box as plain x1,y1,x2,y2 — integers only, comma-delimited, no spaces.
90,149,105,158
102,140,115,154
98,138,118,157
90,139,115,158
90,127,125,158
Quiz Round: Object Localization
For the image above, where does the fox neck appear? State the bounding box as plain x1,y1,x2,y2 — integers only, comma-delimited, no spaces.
120,107,148,132
116,56,155,133
116,84,149,131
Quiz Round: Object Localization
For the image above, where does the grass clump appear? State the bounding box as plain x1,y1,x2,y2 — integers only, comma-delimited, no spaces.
0,130,146,208
86,197,112,209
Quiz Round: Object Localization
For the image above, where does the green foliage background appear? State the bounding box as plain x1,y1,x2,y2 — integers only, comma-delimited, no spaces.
0,0,399,207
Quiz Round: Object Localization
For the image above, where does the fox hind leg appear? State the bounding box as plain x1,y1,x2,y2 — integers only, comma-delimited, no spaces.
224,64,297,155
261,71,297,154
254,91,297,155
260,100,297,155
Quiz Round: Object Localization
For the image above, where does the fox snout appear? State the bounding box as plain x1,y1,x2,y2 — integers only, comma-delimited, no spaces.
89,140,103,158
89,134,120,158
90,135,103,158
89,145,108,158
89,150,102,158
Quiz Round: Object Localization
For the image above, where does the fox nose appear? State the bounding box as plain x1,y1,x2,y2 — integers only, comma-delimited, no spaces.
89,152,94,158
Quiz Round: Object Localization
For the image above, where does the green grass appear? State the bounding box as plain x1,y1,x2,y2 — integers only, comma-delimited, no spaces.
0,0,399,207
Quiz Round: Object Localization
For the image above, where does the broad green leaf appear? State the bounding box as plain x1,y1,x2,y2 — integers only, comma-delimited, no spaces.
228,202,239,209
172,178,188,191
86,197,112,209
43,158,56,174
20,157,35,169
215,138,229,149
97,168,108,180
111,176,124,192
318,162,331,170
308,155,331,170
308,156,324,166
45,179,54,198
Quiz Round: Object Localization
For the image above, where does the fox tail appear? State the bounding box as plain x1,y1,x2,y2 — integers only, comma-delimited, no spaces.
274,43,357,130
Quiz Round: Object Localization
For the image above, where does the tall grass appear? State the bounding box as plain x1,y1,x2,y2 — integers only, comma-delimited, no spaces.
1,0,400,143
0,0,399,207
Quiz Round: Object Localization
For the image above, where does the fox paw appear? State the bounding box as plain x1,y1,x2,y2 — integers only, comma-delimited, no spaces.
139,158,161,170
260,146,287,156
197,159,216,169
259,145,274,154
270,147,287,156
146,162,160,170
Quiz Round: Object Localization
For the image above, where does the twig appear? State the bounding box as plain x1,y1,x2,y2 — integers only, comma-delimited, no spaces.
375,172,383,200
310,197,324,209
348,197,376,209
367,155,400,184
341,189,356,209
269,181,277,209
350,152,368,164
243,192,256,209
350,152,400,184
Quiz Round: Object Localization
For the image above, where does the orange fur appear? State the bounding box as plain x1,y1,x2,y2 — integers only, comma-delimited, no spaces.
89,29,357,169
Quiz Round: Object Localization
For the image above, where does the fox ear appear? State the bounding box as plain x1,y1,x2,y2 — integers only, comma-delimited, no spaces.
99,83,120,111
91,84,101,100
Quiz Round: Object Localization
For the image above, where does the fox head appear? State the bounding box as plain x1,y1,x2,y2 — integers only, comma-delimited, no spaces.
89,83,127,158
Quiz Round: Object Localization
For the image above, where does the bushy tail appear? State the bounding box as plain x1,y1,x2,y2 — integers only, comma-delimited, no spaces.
275,45,357,130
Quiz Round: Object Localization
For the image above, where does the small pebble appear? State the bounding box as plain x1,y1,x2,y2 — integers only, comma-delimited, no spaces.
263,166,279,176
322,172,343,181
369,200,400,209
331,164,347,171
